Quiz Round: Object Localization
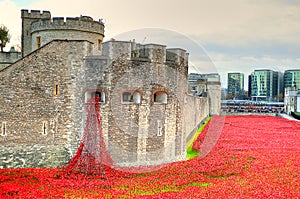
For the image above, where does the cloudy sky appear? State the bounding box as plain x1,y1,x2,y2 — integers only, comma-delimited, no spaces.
0,0,299,88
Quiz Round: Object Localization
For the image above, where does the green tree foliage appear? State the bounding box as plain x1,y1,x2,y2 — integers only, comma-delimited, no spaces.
0,24,11,52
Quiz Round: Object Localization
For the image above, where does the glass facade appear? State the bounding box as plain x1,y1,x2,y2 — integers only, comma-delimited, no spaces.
250,70,282,102
227,73,244,99
284,70,300,91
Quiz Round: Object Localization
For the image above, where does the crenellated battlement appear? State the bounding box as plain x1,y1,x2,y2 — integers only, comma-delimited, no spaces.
21,9,105,57
21,9,51,19
31,15,104,35
102,40,189,66
166,48,189,66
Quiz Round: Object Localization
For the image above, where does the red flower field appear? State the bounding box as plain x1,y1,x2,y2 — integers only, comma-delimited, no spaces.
1,115,300,198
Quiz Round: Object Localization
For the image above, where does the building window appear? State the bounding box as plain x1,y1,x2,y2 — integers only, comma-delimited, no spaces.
122,91,141,104
98,39,102,51
153,91,168,104
122,92,132,102
191,85,198,91
157,120,163,136
131,51,138,58
36,36,41,49
53,84,60,97
2,122,6,136
42,122,47,135
85,90,106,103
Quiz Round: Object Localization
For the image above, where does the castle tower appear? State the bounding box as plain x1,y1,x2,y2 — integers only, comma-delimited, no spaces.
21,10,105,57
21,10,51,57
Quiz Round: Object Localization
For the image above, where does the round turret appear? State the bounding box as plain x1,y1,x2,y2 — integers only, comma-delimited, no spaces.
30,15,104,55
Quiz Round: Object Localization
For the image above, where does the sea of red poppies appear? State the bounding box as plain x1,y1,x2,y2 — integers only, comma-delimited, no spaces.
1,115,300,198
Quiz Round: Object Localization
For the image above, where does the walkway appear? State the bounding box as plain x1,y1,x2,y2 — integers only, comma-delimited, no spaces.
277,113,300,122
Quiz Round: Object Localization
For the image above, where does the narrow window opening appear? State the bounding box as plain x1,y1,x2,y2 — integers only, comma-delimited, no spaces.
157,120,162,136
36,36,41,49
53,84,60,97
131,51,138,58
42,122,47,135
55,85,58,95
100,92,105,103
98,39,102,51
2,122,6,136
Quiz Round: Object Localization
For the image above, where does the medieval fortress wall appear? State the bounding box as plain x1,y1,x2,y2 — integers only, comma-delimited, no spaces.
0,40,93,167
0,10,219,168
0,50,21,70
21,9,104,57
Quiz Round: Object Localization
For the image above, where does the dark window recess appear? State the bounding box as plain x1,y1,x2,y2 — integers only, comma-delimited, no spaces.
43,122,47,135
2,122,6,136
154,92,168,104
123,92,132,102
122,91,141,104
86,91,106,103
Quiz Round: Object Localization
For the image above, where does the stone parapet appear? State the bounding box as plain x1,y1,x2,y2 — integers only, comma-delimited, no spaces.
21,9,51,19
31,16,104,35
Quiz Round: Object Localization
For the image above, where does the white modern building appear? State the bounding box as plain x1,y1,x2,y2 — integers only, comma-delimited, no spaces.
284,87,300,115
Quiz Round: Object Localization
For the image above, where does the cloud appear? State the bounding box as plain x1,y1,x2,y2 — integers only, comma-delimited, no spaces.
0,0,21,50
1,0,299,89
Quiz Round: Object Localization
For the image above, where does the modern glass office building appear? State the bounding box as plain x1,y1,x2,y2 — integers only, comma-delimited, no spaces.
284,69,300,91
227,73,244,99
250,69,283,102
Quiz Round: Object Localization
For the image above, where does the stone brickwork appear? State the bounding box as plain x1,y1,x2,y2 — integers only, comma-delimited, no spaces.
207,82,221,115
21,9,104,57
21,10,51,57
183,95,209,142
82,40,190,166
0,40,93,168
0,50,21,70
0,38,212,168
0,9,214,168
0,145,68,168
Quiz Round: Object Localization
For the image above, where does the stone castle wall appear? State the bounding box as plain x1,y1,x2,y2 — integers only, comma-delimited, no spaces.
31,16,104,34
0,40,93,168
82,40,190,166
0,9,214,169
183,95,209,142
21,10,51,57
21,10,104,57
207,82,221,115
0,51,21,70
0,39,211,168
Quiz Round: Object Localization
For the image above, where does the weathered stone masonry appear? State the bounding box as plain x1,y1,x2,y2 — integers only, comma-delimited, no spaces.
82,40,192,166
0,40,93,168
21,9,104,57
0,39,210,168
0,9,215,168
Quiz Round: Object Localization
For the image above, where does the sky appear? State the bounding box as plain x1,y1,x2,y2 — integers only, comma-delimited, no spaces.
0,0,299,89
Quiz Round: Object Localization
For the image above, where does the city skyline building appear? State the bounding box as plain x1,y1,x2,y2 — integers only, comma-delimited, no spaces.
227,72,244,100
248,75,252,97
284,69,300,91
250,69,283,102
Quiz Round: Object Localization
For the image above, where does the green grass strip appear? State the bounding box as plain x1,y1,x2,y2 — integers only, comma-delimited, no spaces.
293,112,300,116
186,116,211,160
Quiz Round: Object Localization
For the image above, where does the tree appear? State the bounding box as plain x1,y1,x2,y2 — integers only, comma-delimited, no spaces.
0,24,11,52
277,93,283,102
226,93,232,100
